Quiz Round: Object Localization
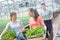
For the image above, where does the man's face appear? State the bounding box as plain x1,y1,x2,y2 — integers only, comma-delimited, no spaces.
41,5,46,10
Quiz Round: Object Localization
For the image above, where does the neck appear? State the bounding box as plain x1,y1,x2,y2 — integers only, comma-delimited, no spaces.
12,20,16,23
43,9,46,11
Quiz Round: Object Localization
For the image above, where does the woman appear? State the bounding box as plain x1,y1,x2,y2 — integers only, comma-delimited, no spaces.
28,8,46,39
28,8,46,29
0,12,26,40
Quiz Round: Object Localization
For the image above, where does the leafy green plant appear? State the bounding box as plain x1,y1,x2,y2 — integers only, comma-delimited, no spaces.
2,30,16,40
26,26,45,38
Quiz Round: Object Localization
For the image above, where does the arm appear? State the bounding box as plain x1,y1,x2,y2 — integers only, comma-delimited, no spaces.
20,24,26,33
40,17,46,39
1,25,9,36
39,16,46,30
50,10,53,19
30,25,32,30
51,12,53,18
41,20,46,30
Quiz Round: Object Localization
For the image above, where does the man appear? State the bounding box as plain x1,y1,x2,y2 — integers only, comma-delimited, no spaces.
40,3,53,40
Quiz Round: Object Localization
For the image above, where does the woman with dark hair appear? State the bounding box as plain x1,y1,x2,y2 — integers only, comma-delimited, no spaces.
28,8,46,29
28,8,46,39
0,12,26,40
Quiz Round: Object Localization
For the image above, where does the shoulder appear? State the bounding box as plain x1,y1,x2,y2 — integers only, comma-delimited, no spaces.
17,20,23,24
6,21,11,26
37,16,43,22
38,16,43,21
38,16,42,19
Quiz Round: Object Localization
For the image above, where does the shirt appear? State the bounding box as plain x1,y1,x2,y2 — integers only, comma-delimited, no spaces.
29,16,43,29
6,20,23,36
40,9,52,20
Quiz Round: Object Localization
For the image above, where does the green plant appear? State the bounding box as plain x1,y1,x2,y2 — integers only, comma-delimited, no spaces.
2,30,16,40
26,26,45,38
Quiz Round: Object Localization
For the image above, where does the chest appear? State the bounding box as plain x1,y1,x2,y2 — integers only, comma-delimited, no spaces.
41,11,50,16
9,23,21,30
30,19,40,25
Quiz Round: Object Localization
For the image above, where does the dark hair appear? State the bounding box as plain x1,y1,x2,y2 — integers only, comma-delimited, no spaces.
10,12,16,21
29,8,39,21
41,3,46,5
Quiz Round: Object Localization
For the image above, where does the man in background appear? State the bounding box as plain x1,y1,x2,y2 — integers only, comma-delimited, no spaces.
40,3,53,40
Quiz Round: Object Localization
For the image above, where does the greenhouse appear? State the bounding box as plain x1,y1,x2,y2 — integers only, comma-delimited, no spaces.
0,0,60,40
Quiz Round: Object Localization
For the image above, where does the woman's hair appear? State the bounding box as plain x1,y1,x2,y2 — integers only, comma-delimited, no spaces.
29,8,39,21
10,12,16,21
41,3,46,5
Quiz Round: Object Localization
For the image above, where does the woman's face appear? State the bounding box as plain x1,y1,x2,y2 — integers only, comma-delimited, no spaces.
29,11,35,17
11,15,17,21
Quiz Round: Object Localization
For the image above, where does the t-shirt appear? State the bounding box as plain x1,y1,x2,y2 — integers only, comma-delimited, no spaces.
29,16,43,29
40,9,52,20
6,20,23,36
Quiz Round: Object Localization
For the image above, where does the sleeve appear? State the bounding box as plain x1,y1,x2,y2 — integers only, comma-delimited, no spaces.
49,10,52,15
6,22,10,29
38,16,43,23
38,16,44,26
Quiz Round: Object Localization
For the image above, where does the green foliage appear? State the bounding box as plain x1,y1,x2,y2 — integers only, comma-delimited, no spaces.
2,30,16,40
26,26,45,38
42,15,51,19
0,16,29,40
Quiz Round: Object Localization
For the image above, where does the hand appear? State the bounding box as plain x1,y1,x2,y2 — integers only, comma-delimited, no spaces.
44,26,46,31
0,35,1,40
